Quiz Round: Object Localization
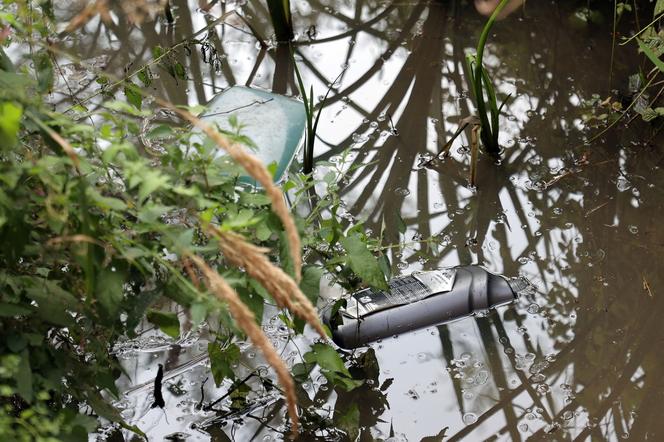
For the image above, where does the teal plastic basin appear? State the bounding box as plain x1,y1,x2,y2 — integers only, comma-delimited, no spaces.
195,86,306,185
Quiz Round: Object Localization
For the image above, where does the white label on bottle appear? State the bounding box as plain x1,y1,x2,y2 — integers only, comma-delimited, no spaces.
413,269,456,294
341,268,457,319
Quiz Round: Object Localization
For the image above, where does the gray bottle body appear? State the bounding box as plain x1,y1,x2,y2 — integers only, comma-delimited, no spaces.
322,265,519,349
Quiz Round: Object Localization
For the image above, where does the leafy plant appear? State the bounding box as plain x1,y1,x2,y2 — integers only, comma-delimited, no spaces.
466,0,512,155
0,3,397,439
292,55,343,175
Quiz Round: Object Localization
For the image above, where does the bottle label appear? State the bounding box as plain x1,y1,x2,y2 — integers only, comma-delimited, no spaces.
341,269,456,319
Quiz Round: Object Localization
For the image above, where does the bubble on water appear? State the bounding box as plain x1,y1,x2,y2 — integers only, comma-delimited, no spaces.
628,225,638,234
461,352,471,360
394,187,410,196
616,177,632,191
462,413,478,425
519,423,529,432
563,410,574,420
530,373,546,383
527,303,540,314
530,360,549,374
536,383,550,394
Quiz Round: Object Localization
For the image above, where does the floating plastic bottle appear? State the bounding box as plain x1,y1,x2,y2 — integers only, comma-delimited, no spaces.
323,265,526,349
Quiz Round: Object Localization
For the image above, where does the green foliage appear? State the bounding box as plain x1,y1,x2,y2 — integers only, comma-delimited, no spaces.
303,343,363,391
0,3,400,438
340,234,389,291
146,310,181,338
208,342,241,386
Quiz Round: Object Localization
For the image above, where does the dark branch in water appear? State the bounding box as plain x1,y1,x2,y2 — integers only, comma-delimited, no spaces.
204,372,255,411
196,377,208,410
151,363,165,409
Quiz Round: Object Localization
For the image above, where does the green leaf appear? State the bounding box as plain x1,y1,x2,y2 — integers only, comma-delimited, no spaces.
395,211,407,234
135,169,171,202
16,350,33,402
638,37,664,72
147,124,173,139
96,268,124,319
23,278,80,326
303,343,363,391
34,51,54,93
221,209,260,230
190,302,207,327
334,403,360,441
208,342,240,386
86,187,127,211
340,234,389,290
299,265,323,304
174,62,186,80
124,82,142,110
0,101,22,148
137,68,152,87
377,253,391,280
655,0,664,18
0,302,32,317
146,309,180,338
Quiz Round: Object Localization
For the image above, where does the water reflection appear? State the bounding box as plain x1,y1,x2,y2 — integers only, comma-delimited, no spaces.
56,0,664,440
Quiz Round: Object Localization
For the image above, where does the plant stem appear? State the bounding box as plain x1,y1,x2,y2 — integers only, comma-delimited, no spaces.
473,0,511,154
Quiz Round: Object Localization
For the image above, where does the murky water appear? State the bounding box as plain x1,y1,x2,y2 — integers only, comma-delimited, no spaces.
55,1,664,440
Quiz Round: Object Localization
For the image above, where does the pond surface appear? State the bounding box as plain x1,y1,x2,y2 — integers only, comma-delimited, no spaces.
56,0,664,440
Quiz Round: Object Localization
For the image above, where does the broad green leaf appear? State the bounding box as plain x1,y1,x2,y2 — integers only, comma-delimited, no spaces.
174,62,186,80
123,82,142,110
303,343,363,391
96,268,124,319
190,302,207,327
146,309,180,338
0,101,22,148
299,265,323,304
23,278,79,326
86,187,127,211
377,253,392,280
146,124,173,139
208,342,240,386
137,68,152,87
638,37,664,72
124,289,161,334
0,302,32,317
655,0,664,18
334,403,360,441
34,51,54,93
16,350,33,402
340,234,389,290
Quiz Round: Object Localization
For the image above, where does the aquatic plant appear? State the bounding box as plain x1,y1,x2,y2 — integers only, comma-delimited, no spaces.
292,53,342,175
466,0,512,155
266,0,293,43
